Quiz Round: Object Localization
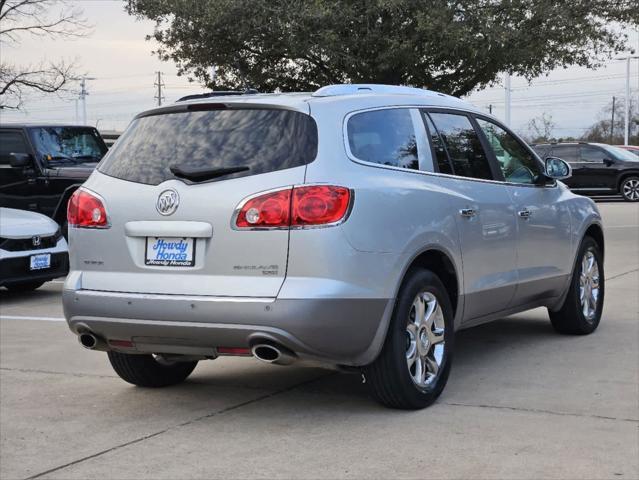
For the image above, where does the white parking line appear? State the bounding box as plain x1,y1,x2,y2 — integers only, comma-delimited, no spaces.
0,315,65,322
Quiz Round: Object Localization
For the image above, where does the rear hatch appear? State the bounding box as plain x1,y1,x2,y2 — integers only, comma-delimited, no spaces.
76,103,317,297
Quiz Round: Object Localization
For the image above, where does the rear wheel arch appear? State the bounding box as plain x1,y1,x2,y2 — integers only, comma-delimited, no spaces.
399,248,460,319
617,172,639,191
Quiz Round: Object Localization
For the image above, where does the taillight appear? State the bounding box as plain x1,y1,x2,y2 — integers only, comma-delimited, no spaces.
67,189,109,228
235,189,292,228
291,185,351,226
235,185,351,229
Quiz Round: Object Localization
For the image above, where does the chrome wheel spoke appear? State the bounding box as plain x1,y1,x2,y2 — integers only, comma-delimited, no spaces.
579,250,600,321
406,290,446,388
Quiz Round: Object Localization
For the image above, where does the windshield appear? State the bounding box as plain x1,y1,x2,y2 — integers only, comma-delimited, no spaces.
29,127,107,164
98,108,318,185
601,145,639,162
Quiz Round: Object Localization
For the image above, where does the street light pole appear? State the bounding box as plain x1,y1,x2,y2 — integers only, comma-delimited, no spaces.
617,54,639,146
625,57,630,145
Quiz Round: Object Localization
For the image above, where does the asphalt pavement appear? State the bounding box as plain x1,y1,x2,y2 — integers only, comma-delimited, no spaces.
1,201,638,480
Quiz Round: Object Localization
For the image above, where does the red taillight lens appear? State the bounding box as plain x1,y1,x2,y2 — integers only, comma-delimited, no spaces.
235,188,292,228
235,185,351,229
67,189,109,228
291,185,351,226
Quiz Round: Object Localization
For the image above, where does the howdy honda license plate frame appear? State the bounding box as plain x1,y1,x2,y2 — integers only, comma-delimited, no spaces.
145,237,195,267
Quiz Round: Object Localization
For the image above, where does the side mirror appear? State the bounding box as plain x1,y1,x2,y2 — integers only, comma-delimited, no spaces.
544,157,572,180
603,158,615,167
9,153,32,167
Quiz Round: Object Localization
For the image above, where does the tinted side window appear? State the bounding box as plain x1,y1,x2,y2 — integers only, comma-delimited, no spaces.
476,118,542,184
0,131,28,165
580,146,607,163
428,113,494,180
347,109,419,170
551,145,578,163
422,113,453,174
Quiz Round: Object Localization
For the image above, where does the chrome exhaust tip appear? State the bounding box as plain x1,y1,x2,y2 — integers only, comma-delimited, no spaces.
251,343,296,365
78,332,106,350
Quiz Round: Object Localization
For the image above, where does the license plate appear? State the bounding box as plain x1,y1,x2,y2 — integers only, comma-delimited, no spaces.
145,237,195,267
30,253,51,270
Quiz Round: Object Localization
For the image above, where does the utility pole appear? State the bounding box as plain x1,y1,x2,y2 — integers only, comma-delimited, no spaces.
504,73,511,126
79,76,96,126
74,99,79,124
488,104,493,114
154,71,165,106
625,57,630,145
611,96,616,144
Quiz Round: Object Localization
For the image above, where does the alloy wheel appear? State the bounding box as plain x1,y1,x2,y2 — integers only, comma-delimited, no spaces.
622,179,639,201
406,291,446,387
579,250,600,322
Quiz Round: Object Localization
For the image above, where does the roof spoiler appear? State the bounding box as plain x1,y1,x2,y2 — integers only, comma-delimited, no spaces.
176,89,259,102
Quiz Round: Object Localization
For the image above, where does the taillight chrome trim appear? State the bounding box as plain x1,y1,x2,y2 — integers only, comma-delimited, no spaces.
230,185,293,231
231,184,354,231
68,187,112,229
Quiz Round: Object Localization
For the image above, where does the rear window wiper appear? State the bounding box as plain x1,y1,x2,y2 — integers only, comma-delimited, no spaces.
169,164,250,182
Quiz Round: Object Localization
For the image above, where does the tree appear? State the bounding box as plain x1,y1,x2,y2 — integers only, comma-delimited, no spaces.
581,97,638,145
0,0,91,110
526,112,556,143
125,0,638,95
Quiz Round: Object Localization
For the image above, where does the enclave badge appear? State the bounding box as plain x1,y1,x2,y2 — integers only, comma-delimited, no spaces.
156,189,180,216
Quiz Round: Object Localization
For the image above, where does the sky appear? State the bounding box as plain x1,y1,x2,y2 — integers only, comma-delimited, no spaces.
1,0,638,139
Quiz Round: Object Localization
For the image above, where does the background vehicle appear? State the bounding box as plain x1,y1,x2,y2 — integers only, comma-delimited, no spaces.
0,207,69,291
532,142,639,201
63,85,605,409
616,145,639,158
0,125,108,231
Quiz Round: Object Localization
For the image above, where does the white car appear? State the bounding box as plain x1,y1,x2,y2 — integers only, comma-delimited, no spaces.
0,208,68,291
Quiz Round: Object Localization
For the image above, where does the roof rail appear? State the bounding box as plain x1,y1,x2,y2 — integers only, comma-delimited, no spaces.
312,84,448,98
177,89,259,102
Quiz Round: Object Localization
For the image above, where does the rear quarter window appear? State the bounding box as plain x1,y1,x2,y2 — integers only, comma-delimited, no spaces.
346,108,419,170
98,108,318,185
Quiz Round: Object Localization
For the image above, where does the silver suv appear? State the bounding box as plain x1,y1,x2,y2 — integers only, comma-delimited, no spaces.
64,84,605,409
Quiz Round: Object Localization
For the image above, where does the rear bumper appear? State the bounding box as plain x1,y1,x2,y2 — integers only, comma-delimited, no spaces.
63,288,393,366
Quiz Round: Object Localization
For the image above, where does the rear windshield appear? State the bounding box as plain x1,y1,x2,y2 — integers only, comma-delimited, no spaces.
98,108,318,185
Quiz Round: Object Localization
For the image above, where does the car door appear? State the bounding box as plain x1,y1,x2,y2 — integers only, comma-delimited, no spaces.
0,129,39,212
474,117,573,306
422,110,518,321
578,145,618,190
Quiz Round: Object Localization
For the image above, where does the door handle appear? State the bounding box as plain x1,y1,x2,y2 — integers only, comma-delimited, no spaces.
518,209,532,219
459,208,477,218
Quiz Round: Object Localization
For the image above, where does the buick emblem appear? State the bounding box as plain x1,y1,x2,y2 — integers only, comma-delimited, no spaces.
156,189,179,216
32,236,41,247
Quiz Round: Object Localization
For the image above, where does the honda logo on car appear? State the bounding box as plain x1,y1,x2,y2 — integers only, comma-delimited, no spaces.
156,189,179,215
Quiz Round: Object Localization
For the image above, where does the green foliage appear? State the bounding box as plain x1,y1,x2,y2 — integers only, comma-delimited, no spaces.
125,0,638,96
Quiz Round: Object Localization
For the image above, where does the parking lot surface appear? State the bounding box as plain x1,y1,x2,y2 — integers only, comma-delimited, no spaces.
1,201,638,480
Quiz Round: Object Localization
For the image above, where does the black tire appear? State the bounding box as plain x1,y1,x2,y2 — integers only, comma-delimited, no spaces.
365,269,454,409
549,236,604,335
4,280,45,292
107,351,198,387
620,176,639,202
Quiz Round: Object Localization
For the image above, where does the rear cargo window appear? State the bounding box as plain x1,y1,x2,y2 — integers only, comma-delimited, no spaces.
98,108,318,185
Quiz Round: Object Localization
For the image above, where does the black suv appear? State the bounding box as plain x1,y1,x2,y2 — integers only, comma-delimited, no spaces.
532,142,639,202
0,125,108,229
